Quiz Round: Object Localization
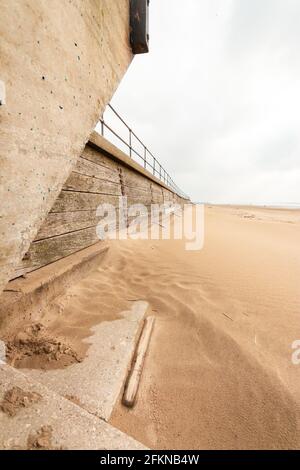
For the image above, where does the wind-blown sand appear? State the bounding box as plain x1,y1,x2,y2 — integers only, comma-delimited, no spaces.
4,205,300,449
109,205,300,449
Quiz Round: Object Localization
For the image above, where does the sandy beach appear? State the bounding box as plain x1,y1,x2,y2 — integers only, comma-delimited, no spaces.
109,204,300,449
4,204,300,449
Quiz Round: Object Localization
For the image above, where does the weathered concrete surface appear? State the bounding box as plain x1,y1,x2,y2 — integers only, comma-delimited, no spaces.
23,301,149,421
0,242,109,334
0,363,146,449
8,135,189,279
0,0,133,295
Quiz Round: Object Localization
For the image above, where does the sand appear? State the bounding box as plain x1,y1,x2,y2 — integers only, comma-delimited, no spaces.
0,386,41,417
27,425,56,450
2,204,300,449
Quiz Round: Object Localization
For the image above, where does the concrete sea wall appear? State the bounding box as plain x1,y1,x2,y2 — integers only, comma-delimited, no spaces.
11,133,189,278
0,0,133,293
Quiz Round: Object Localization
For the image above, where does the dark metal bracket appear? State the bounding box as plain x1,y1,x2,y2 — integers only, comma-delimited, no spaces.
130,0,150,54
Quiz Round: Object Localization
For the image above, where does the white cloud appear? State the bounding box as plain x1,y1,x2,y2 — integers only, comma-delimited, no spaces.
109,0,300,204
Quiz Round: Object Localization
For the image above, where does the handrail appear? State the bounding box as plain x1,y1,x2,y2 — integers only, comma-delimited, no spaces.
98,104,189,200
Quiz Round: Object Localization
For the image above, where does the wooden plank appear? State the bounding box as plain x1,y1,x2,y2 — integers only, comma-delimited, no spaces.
82,146,119,171
123,185,151,200
64,171,121,196
151,186,163,196
150,183,163,204
13,135,184,279
126,205,152,225
122,183,151,198
163,189,173,202
36,211,98,239
152,185,164,196
51,191,120,213
152,195,164,204
127,194,152,206
121,166,151,191
36,210,120,240
14,226,103,277
74,156,120,184
123,316,155,408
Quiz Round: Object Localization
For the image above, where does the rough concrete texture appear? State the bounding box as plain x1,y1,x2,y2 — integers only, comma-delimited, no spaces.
23,301,149,421
9,134,189,279
0,0,133,295
0,364,146,449
0,243,109,334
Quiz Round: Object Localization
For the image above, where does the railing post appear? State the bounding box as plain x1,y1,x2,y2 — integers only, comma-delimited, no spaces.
129,129,132,157
101,104,187,197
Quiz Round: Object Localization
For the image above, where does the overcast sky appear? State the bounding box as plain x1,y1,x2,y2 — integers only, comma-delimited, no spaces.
108,0,300,205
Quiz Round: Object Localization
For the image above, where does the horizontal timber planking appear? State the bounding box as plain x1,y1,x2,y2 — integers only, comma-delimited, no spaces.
14,226,100,278
11,136,188,279
64,172,121,196
35,211,119,240
121,167,151,191
126,187,152,200
81,146,118,171
51,191,120,213
74,156,120,184
151,184,164,203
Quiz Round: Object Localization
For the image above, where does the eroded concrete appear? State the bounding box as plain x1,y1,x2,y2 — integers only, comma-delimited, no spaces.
0,0,133,294
23,301,149,421
0,363,146,449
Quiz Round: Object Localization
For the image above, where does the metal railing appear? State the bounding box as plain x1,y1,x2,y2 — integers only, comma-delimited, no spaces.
98,104,189,199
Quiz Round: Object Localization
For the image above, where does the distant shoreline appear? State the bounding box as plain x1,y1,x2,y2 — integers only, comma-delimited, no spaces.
198,203,300,211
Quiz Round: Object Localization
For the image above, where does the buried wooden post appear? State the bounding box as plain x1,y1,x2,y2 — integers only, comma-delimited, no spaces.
122,316,155,407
